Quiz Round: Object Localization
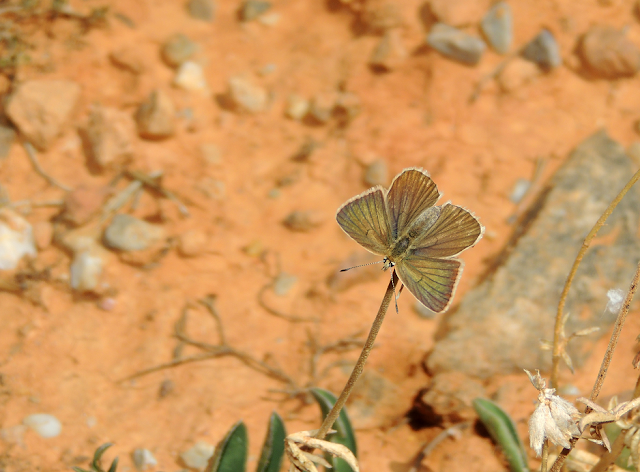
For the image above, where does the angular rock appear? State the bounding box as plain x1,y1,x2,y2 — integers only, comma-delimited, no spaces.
429,0,490,26
0,208,36,270
227,76,268,113
70,242,111,293
240,1,271,21
284,94,309,120
103,214,164,251
369,29,408,71
82,105,135,172
174,61,208,92
481,1,512,54
136,90,176,139
187,0,215,21
63,185,111,226
6,80,81,151
161,33,198,68
181,442,215,471
427,23,486,66
427,131,640,379
132,448,157,471
578,25,640,79
522,29,562,71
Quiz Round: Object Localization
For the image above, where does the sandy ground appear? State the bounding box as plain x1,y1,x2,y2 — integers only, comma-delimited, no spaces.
0,0,640,471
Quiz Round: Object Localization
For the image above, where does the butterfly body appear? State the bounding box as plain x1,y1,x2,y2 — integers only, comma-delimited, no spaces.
336,168,483,313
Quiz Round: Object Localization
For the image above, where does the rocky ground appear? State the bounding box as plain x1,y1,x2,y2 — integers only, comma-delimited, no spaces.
0,0,640,471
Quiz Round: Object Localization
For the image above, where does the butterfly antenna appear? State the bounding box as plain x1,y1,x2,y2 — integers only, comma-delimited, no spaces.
339,260,384,272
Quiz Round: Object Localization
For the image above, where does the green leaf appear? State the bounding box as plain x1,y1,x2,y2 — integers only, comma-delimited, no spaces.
310,388,357,472
206,421,248,472
72,443,118,472
256,411,286,472
473,398,529,472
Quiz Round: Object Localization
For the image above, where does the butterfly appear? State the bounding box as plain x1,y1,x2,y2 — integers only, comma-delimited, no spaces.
336,167,484,313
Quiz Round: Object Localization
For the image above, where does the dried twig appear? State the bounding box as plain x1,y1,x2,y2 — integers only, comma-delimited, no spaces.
23,141,71,191
257,280,319,323
125,169,190,217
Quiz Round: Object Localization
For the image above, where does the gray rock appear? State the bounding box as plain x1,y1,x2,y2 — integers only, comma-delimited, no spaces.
82,105,135,172
509,178,530,203
0,125,15,159
162,33,198,68
427,23,486,66
136,90,176,139
240,1,271,21
273,272,297,296
132,448,157,471
480,1,512,54
522,29,561,71
70,242,110,293
578,25,640,79
187,0,215,21
227,76,268,113
174,61,208,92
0,208,36,270
104,214,165,251
427,131,640,379
180,442,215,471
23,414,61,438
6,80,80,151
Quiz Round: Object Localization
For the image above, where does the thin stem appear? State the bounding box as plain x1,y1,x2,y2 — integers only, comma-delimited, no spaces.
540,442,548,472
551,168,640,388
314,271,397,440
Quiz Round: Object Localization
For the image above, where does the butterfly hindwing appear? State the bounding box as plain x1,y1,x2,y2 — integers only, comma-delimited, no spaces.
336,186,392,256
395,256,462,313
411,203,484,258
386,168,441,240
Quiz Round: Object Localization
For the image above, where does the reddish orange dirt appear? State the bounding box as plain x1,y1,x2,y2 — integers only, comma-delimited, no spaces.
1,1,640,471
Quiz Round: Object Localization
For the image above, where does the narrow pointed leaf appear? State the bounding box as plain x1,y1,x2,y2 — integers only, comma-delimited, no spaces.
206,420,248,472
256,411,286,472
72,443,118,472
310,388,357,472
473,398,529,472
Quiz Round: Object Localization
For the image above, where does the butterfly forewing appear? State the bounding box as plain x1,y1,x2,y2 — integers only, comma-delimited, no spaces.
411,203,483,258
336,187,392,256
395,257,462,313
386,168,440,240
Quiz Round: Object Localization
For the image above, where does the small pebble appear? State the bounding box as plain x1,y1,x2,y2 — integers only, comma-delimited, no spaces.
282,210,325,232
180,442,215,471
240,0,271,21
98,297,117,311
309,92,337,124
109,48,145,74
132,448,157,471
187,0,215,21
509,178,531,204
70,243,110,293
23,414,61,438
177,229,208,257
32,221,53,250
521,29,562,71
63,185,111,226
158,379,174,398
227,75,268,113
364,159,388,186
162,34,198,68
174,61,208,92
136,90,176,139
200,143,222,165
0,125,16,159
427,23,486,66
498,57,541,92
242,239,265,257
258,12,280,26
480,1,512,54
359,0,404,34
285,94,310,120
369,29,408,71
578,25,640,78
273,272,298,296
0,208,36,270
335,92,362,125
103,214,165,252
83,105,135,172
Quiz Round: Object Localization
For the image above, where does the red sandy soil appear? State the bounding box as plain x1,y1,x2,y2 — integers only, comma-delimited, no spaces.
1,0,640,471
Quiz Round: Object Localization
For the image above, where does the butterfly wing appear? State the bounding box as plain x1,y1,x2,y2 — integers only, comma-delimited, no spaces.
386,168,441,240
395,257,462,313
411,203,484,258
336,186,392,256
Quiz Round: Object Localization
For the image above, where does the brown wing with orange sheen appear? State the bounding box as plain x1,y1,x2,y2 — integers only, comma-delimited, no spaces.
395,256,462,313
386,168,440,240
336,186,392,256
411,203,484,258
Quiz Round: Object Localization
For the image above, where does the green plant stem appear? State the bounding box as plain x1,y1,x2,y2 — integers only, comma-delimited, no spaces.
551,168,640,389
314,271,398,440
